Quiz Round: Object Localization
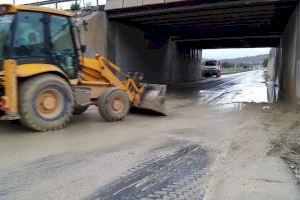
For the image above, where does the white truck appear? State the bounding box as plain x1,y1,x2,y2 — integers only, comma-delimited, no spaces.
203,59,222,77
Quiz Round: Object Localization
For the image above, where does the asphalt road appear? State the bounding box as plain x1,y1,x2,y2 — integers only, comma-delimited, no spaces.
0,70,290,200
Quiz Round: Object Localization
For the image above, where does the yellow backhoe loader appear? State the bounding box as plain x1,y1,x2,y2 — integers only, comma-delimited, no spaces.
0,4,166,131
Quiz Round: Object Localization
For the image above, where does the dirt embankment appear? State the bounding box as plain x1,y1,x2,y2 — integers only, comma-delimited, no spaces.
264,104,300,180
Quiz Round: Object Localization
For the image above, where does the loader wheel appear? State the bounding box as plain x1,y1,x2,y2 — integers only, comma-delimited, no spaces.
73,105,89,115
19,74,74,132
98,88,130,122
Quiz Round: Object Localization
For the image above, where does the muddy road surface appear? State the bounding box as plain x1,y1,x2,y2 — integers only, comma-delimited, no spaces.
0,70,299,200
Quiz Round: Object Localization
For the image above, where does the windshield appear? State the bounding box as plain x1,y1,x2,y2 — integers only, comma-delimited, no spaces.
205,61,217,66
0,14,14,60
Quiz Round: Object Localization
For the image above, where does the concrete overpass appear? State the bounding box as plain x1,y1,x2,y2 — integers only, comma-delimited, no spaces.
105,0,298,48
79,0,300,104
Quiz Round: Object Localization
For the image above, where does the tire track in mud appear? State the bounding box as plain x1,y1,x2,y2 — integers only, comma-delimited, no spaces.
87,144,212,200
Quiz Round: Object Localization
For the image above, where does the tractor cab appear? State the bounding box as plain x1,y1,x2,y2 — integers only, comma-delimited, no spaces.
0,4,79,78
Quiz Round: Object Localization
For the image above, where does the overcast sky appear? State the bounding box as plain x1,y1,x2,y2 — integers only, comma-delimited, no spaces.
2,1,271,59
202,48,270,59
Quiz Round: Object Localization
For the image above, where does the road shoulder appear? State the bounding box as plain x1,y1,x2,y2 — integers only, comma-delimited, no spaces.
204,104,300,200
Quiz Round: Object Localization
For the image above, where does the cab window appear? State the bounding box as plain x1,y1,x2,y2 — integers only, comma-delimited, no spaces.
12,12,46,58
50,15,77,76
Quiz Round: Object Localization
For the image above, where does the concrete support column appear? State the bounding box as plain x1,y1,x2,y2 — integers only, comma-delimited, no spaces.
276,3,300,104
107,21,171,83
107,21,202,85
168,43,202,84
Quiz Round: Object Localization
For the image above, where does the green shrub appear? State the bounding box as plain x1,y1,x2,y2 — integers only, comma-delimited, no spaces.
70,3,80,11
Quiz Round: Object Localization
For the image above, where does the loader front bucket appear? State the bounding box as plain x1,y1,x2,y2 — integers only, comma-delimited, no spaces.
133,84,167,115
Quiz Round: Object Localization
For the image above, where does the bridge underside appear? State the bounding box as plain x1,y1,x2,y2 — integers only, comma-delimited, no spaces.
100,0,300,104
106,0,298,49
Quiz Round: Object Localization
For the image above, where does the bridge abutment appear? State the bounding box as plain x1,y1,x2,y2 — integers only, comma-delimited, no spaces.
272,3,300,104
107,21,202,84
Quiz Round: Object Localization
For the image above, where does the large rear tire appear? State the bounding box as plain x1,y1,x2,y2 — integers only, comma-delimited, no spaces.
98,88,130,122
19,74,74,132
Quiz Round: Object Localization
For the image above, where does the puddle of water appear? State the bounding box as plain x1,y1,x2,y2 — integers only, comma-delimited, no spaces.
204,71,278,112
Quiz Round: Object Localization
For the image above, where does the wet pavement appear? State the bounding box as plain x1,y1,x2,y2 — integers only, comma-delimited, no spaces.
169,70,269,111
0,70,278,200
